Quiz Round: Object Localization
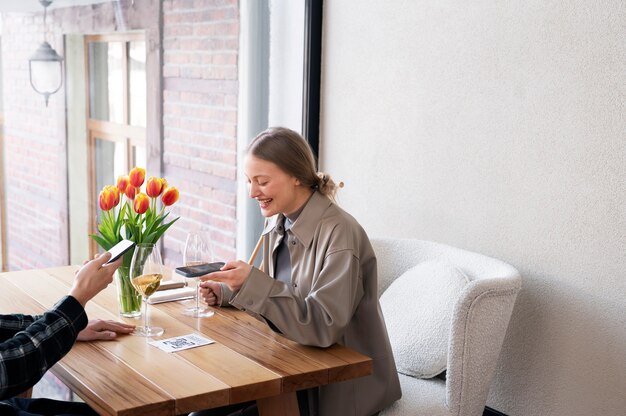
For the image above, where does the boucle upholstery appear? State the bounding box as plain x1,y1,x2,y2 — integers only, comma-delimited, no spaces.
380,261,469,378
373,238,521,416
381,374,449,416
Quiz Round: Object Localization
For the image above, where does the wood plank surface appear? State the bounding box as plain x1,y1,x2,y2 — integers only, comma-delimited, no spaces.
2,268,282,413
158,301,329,392
46,267,285,403
1,266,373,416
216,305,373,382
257,392,299,416
0,279,174,416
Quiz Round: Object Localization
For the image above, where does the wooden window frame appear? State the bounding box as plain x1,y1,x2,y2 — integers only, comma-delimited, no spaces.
85,32,147,257
0,112,6,271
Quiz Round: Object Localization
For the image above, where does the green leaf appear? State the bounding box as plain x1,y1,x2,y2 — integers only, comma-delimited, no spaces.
90,234,114,251
143,217,179,244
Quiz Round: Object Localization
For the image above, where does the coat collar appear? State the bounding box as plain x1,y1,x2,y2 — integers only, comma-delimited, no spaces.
262,191,332,248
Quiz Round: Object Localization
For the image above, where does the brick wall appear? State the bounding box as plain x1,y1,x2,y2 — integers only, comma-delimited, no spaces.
0,0,240,269
161,0,239,264
0,12,69,269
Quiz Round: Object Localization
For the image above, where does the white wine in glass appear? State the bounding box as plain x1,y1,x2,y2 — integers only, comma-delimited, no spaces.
182,232,215,318
130,243,165,337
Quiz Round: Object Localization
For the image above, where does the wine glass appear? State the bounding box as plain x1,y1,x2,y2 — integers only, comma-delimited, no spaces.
130,243,165,337
182,232,215,318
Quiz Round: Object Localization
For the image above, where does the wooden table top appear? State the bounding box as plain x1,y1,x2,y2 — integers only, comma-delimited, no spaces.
0,266,372,416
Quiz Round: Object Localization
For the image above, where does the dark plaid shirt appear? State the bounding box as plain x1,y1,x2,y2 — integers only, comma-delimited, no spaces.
0,295,87,400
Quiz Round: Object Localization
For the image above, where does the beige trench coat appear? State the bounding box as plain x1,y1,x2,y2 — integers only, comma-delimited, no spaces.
224,192,401,416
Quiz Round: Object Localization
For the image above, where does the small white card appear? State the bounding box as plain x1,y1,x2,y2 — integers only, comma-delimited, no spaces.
148,334,215,353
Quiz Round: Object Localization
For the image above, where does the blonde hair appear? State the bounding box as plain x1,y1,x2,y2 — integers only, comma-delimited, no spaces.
247,127,343,202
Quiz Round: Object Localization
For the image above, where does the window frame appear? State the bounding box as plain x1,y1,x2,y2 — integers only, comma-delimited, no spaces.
84,32,147,257
302,0,323,159
0,112,6,272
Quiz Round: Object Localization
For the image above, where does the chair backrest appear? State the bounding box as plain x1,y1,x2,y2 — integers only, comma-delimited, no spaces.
371,238,522,416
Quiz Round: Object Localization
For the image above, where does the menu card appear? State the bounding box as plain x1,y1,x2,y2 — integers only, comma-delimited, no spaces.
149,334,215,352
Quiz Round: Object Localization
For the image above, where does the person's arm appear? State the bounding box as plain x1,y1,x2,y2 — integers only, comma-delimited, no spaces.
198,280,235,307
230,249,363,348
0,314,37,341
0,296,88,400
0,252,120,399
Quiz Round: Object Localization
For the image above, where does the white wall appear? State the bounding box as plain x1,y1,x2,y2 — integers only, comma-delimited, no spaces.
320,1,626,415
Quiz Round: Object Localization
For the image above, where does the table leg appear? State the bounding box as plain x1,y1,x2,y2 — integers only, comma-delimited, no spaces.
16,388,33,398
257,392,299,416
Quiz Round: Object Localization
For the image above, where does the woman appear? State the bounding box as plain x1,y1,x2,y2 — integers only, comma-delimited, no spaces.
200,127,401,416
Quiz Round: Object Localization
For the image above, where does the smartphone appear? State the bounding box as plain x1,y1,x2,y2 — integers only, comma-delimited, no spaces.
105,240,135,264
175,262,225,278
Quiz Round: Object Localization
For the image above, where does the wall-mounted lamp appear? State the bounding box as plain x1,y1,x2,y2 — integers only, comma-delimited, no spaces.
29,0,63,107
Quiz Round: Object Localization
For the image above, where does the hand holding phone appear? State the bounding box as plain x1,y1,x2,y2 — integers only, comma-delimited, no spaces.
175,262,225,278
105,240,135,264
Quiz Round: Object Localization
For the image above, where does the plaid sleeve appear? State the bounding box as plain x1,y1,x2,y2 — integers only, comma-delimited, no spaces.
0,296,88,399
0,315,37,341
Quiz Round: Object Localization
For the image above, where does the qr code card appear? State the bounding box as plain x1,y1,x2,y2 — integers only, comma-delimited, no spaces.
149,334,215,353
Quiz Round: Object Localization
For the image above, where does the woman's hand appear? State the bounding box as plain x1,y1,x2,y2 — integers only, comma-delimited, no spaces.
204,260,252,292
199,281,222,306
77,319,135,341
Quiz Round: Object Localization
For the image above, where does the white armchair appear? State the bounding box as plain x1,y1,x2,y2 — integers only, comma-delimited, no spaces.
372,238,521,416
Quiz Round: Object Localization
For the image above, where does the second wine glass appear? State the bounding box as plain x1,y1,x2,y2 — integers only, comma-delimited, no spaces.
130,243,165,337
182,232,215,318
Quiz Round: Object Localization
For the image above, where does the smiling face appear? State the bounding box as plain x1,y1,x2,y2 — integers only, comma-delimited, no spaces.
244,155,313,217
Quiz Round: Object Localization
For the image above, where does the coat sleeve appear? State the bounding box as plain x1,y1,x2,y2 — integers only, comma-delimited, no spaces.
230,248,364,348
0,296,88,399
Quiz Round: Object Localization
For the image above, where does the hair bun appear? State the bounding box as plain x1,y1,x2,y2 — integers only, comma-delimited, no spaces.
316,172,343,200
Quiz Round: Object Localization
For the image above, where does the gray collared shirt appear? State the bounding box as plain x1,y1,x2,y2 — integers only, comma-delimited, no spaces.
274,214,296,285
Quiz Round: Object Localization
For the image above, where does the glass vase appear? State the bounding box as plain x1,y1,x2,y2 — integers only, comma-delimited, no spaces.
115,266,142,318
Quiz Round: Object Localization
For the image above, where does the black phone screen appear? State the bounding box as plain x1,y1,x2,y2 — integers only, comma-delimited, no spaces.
175,262,225,278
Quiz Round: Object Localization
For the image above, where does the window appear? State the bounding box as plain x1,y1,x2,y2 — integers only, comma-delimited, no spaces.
0,110,5,272
85,33,147,256
0,40,5,271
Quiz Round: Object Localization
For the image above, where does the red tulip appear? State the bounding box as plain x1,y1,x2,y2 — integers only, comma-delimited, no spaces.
134,193,150,214
146,176,165,198
124,183,136,200
129,167,146,188
99,187,117,211
107,185,120,207
161,187,179,206
116,175,129,194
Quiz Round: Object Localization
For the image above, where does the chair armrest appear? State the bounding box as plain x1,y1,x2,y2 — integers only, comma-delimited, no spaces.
446,276,521,416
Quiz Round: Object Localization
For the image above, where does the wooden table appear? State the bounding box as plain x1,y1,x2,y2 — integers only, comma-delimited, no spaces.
0,266,372,416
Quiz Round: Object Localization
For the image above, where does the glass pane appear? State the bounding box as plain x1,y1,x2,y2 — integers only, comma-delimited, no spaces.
128,41,146,127
0,41,3,113
88,42,124,123
94,137,126,222
132,145,146,170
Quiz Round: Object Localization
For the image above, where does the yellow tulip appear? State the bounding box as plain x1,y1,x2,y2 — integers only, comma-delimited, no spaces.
129,167,146,188
116,175,129,194
146,176,165,198
98,187,117,211
161,187,179,206
124,183,136,200
133,193,150,214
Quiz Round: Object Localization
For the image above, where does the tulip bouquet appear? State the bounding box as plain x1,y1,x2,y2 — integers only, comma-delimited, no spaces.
91,167,180,316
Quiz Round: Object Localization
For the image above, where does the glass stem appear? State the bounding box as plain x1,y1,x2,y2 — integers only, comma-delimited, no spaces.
143,296,149,329
195,277,200,311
